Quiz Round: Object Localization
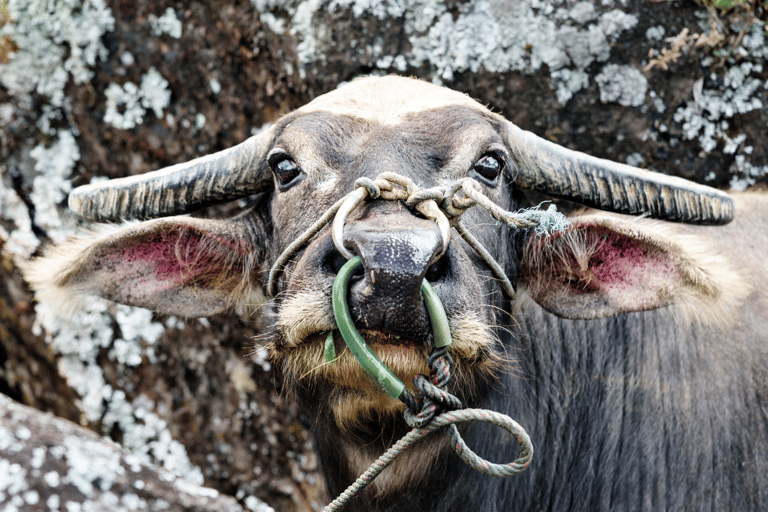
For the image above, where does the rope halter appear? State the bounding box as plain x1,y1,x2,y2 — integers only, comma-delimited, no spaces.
267,171,569,297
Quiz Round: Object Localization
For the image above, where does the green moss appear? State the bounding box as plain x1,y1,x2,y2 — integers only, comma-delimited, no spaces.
700,0,749,9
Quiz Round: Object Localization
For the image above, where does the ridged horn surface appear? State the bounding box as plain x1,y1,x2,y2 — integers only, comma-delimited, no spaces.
504,123,735,225
69,131,273,222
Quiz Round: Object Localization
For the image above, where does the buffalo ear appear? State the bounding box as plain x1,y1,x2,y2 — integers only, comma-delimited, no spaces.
518,214,746,321
24,216,266,318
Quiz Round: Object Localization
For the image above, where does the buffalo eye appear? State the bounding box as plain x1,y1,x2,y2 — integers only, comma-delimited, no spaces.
471,153,504,184
269,153,302,188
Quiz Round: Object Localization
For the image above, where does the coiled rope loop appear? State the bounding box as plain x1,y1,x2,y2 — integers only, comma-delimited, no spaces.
323,409,533,512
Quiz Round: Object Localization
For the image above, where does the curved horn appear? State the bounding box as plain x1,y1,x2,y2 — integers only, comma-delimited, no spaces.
69,130,273,222
504,123,734,225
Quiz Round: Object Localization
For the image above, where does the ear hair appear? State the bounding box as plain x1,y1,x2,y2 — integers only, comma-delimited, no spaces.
662,227,750,328
24,218,267,319
23,223,130,316
520,214,749,328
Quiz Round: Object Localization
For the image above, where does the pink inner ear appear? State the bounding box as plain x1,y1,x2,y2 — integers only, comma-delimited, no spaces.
590,231,672,286
123,232,184,280
104,226,249,288
568,226,677,307
523,220,686,318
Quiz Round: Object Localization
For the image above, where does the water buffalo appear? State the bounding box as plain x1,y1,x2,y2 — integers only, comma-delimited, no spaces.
26,76,768,511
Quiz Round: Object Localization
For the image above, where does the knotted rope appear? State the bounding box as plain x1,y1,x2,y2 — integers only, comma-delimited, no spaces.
402,347,461,427
267,172,569,297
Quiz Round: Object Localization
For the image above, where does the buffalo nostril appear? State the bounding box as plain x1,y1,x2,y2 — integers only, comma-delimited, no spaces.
324,249,365,278
425,254,449,283
324,249,349,275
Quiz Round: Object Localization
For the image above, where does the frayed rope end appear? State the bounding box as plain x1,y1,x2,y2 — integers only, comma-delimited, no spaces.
518,203,570,238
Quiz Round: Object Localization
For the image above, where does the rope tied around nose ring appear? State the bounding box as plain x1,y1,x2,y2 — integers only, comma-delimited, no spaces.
265,172,567,511
324,256,533,512
354,172,560,232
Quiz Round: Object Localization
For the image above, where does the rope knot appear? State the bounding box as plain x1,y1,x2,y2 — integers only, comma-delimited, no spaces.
441,179,480,220
375,172,416,201
354,177,381,199
404,347,463,428
405,186,444,208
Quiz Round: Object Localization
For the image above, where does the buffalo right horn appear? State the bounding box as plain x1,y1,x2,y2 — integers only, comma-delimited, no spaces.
504,122,735,225
68,129,275,222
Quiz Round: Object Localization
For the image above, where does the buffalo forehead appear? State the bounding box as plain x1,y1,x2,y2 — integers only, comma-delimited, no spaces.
273,107,505,184
296,75,489,125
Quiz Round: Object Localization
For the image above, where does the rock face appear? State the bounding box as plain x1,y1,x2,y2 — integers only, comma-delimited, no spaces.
0,394,252,512
0,1,765,511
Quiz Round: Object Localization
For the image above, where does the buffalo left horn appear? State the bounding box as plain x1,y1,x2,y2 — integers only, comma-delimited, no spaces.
504,122,735,225
68,130,274,222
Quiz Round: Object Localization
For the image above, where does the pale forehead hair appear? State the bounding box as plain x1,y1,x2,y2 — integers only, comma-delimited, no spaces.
297,75,490,124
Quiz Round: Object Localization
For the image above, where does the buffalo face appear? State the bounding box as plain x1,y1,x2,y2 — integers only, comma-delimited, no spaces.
264,98,515,430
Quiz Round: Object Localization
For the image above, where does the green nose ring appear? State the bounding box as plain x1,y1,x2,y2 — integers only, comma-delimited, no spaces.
330,256,453,403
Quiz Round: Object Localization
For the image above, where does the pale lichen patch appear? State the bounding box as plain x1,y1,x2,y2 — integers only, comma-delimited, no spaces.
670,23,767,189
0,459,28,498
149,7,182,39
0,0,114,108
0,177,39,263
32,296,202,484
104,68,172,130
595,64,648,107
28,129,80,244
255,0,638,102
0,395,245,510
